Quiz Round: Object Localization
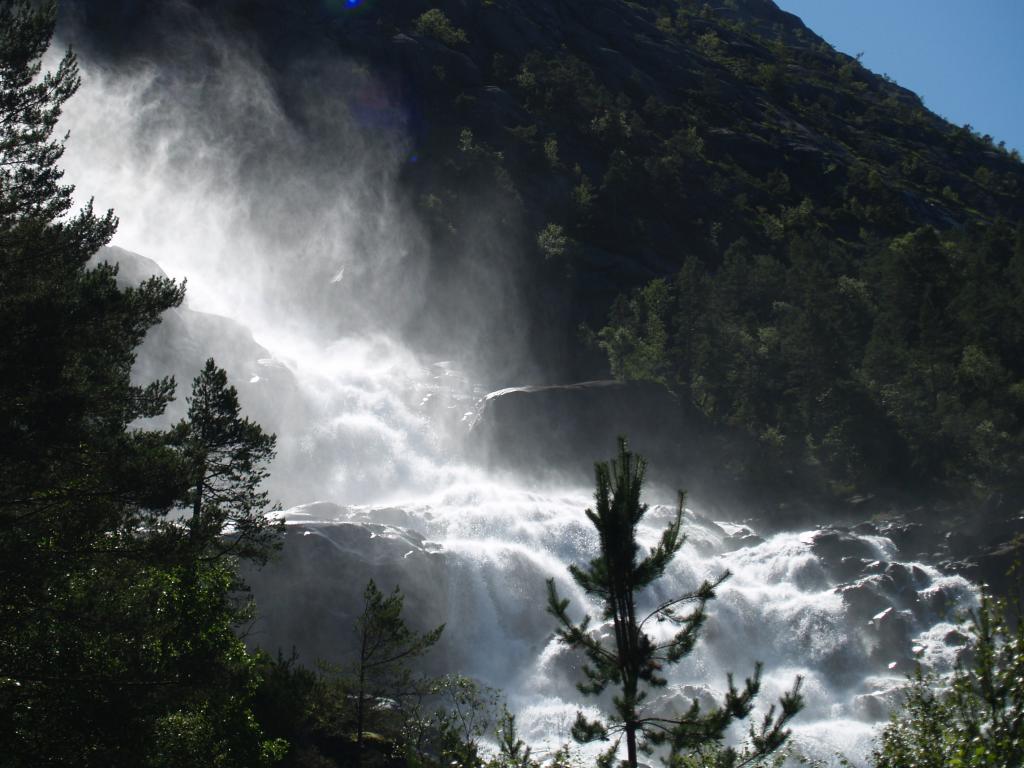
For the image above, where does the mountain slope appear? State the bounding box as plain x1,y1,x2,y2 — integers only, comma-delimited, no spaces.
61,0,1024,523
62,0,1023,369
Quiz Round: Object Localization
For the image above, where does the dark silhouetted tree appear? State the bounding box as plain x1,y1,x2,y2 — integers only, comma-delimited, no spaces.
174,358,282,563
0,5,282,764
314,580,446,767
547,439,802,768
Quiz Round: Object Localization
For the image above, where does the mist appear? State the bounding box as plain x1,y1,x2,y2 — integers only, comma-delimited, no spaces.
50,8,983,766
55,8,544,507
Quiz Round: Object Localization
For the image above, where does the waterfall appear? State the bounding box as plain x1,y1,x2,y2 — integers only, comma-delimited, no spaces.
59,53,978,767
229,336,975,766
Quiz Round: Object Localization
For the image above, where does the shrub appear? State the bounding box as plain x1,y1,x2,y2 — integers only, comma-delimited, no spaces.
873,592,1024,767
414,9,468,47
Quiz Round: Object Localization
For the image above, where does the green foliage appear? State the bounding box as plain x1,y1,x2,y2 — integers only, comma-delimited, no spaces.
414,9,468,48
0,6,281,763
173,358,282,563
538,222,571,260
597,221,1024,501
319,580,444,766
339,0,1024,419
414,675,500,768
543,135,561,168
598,279,672,383
873,592,1024,767
547,439,803,767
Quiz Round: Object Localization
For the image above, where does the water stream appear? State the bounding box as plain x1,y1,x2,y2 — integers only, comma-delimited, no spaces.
243,344,977,766
58,51,978,766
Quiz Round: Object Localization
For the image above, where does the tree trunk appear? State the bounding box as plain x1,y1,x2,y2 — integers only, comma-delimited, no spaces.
189,457,205,544
356,629,367,768
625,723,638,768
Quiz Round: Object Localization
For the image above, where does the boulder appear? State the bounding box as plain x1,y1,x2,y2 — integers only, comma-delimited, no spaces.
242,521,451,671
808,530,878,579
90,246,303,433
836,581,890,623
720,530,765,552
868,607,915,664
878,521,934,558
467,380,698,485
243,517,561,685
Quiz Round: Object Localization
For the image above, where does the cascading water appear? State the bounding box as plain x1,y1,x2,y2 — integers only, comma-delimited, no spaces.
57,43,979,767
236,359,978,765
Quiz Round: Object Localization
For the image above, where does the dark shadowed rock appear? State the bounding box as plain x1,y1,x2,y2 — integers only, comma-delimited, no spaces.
90,246,303,434
878,521,933,558
944,628,969,646
243,516,563,684
720,529,765,552
467,379,698,484
242,522,451,671
836,581,889,623
868,607,915,664
809,529,878,564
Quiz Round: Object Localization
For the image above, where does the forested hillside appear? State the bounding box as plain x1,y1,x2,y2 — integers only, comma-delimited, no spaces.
6,0,1024,764
0,4,284,762
63,0,1024,512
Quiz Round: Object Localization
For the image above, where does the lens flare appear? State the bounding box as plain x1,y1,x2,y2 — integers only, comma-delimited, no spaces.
325,0,367,12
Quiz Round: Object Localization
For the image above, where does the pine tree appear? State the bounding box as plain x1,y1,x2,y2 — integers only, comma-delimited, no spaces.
547,439,803,768
349,580,445,766
0,6,282,763
174,358,282,563
0,2,184,760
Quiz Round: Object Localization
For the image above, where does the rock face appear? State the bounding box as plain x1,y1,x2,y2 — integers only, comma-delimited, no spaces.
467,379,698,485
464,378,826,520
62,0,1024,382
241,509,567,683
90,246,302,434
241,518,452,672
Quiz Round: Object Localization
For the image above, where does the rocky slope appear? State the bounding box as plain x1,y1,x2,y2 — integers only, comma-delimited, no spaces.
62,0,1024,379
66,1,1024,584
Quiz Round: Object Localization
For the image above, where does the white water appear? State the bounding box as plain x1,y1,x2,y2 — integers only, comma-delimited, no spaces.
56,46,980,767
270,461,977,765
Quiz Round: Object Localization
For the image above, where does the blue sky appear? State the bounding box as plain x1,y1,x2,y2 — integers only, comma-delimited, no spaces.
774,0,1024,153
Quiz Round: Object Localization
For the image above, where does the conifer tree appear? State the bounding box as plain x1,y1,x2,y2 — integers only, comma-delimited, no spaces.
174,358,282,563
0,2,183,760
350,580,445,766
0,5,282,763
873,592,1024,768
547,439,803,768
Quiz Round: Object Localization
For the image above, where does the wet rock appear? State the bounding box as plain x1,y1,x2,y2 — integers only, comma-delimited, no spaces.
720,530,765,552
810,530,878,563
93,246,304,435
945,529,973,553
911,565,931,587
941,558,980,583
809,530,880,583
836,581,890,622
852,690,892,721
868,607,915,663
242,522,451,671
944,629,969,646
652,685,719,720
832,555,868,582
879,521,933,558
882,563,914,594
467,380,695,484
922,585,956,618
973,539,1024,593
